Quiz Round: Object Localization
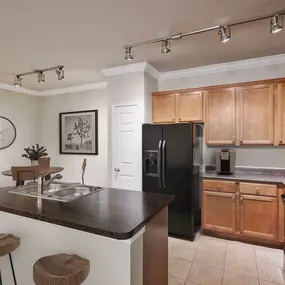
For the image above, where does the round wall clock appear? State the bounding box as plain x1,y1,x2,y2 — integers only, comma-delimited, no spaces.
0,116,16,150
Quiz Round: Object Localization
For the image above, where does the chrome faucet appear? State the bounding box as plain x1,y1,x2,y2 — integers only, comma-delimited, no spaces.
38,174,63,195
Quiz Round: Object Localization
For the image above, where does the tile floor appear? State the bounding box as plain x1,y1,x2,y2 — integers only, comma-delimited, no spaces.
169,233,284,285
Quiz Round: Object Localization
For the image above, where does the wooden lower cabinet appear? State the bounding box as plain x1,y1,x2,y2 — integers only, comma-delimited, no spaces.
202,180,282,245
202,191,236,233
240,195,277,240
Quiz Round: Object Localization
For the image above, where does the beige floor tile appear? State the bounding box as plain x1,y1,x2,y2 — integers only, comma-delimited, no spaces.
224,255,258,278
227,240,254,248
169,239,198,262
260,280,283,285
169,258,192,280
194,247,226,269
258,262,285,284
197,236,227,251
222,270,259,285
255,246,283,266
187,264,223,285
169,276,185,285
227,242,256,260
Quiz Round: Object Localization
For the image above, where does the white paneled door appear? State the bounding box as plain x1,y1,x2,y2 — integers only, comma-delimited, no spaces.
112,105,140,190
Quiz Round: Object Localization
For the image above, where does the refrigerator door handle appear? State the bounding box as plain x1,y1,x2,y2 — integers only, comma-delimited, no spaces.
157,140,162,188
162,140,166,189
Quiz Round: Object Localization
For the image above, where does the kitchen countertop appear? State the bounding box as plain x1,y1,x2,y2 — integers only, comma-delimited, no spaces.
202,171,285,185
0,187,174,240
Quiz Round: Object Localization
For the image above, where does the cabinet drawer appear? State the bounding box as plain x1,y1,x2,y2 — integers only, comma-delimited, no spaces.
239,183,277,197
203,180,235,193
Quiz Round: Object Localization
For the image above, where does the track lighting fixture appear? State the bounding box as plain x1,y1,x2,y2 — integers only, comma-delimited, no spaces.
14,76,22,87
13,65,64,87
270,14,283,33
123,11,285,59
161,40,171,53
125,47,134,60
218,26,231,43
38,71,45,83
56,66,64,80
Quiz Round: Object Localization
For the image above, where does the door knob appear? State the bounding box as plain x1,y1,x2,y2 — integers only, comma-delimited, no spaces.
114,168,120,172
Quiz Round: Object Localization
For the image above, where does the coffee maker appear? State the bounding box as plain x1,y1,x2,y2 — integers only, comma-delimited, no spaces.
216,149,236,175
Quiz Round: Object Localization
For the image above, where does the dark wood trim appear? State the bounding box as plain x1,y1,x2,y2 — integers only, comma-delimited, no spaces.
59,110,98,155
152,77,285,96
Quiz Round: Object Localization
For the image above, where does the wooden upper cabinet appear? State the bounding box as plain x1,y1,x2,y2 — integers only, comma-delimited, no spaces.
152,94,176,123
202,191,236,233
238,84,274,145
276,83,285,145
176,91,203,122
205,88,236,145
239,194,277,240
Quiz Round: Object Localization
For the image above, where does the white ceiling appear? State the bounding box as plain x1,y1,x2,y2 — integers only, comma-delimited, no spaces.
0,0,284,90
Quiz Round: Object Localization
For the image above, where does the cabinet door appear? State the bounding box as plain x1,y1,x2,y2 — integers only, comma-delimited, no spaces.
202,191,236,233
152,94,176,124
205,88,236,145
277,83,285,145
240,195,277,240
176,91,203,122
239,84,274,144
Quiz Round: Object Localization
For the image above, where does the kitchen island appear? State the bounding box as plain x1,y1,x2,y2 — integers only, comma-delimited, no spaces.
0,186,173,285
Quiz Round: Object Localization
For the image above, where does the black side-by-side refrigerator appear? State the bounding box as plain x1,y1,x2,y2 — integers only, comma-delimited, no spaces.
142,123,203,241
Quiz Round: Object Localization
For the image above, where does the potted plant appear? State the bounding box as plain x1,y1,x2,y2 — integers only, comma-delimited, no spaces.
22,144,48,166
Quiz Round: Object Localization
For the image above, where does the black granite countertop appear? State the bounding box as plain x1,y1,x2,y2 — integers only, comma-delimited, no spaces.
202,171,285,185
0,187,173,240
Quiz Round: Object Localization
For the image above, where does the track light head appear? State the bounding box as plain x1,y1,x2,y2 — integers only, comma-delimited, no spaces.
38,71,45,83
56,66,64,80
161,40,171,54
218,26,231,43
125,47,134,60
14,76,22,87
270,14,283,33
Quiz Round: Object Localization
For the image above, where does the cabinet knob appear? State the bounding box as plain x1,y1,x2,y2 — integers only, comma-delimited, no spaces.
232,195,235,202
232,138,235,143
280,138,283,143
240,139,243,143
256,188,259,194
217,184,220,188
172,118,175,122
178,118,181,121
240,197,243,204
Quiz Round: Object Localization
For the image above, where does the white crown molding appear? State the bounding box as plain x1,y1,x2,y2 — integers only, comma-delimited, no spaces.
101,61,160,79
160,53,285,80
39,82,107,96
0,83,39,96
0,81,107,96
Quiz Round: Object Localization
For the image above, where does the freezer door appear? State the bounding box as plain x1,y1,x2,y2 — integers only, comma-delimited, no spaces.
142,124,163,193
162,123,194,239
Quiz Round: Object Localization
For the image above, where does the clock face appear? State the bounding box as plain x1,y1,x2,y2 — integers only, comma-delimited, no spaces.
0,116,16,150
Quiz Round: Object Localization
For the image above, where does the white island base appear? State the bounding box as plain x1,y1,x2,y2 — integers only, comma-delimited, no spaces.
0,208,168,285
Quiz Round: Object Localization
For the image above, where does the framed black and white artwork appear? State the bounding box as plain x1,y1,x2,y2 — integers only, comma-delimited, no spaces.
59,110,98,155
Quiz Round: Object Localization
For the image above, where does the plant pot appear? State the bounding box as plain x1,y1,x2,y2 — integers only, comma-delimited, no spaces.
31,160,38,166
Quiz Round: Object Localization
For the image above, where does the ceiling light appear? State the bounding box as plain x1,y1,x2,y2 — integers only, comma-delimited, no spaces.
161,40,171,54
218,26,231,43
56,66,64,80
38,71,45,83
14,76,22,87
125,47,134,60
270,14,283,33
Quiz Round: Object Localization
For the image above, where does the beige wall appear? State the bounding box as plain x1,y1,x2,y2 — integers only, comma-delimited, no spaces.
0,91,41,186
159,62,285,168
39,90,108,186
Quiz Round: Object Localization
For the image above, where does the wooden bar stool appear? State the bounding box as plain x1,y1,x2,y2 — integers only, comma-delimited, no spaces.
0,234,20,285
33,253,90,285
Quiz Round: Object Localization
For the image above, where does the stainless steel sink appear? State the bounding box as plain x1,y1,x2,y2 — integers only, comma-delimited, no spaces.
9,183,103,202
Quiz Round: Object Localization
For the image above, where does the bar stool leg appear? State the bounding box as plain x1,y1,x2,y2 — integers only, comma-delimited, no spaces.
0,269,3,285
9,254,17,285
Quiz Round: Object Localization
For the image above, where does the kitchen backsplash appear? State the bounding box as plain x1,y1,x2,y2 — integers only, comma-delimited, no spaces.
203,145,285,169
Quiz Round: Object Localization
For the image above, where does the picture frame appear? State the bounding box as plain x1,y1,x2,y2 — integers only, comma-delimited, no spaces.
59,110,98,155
